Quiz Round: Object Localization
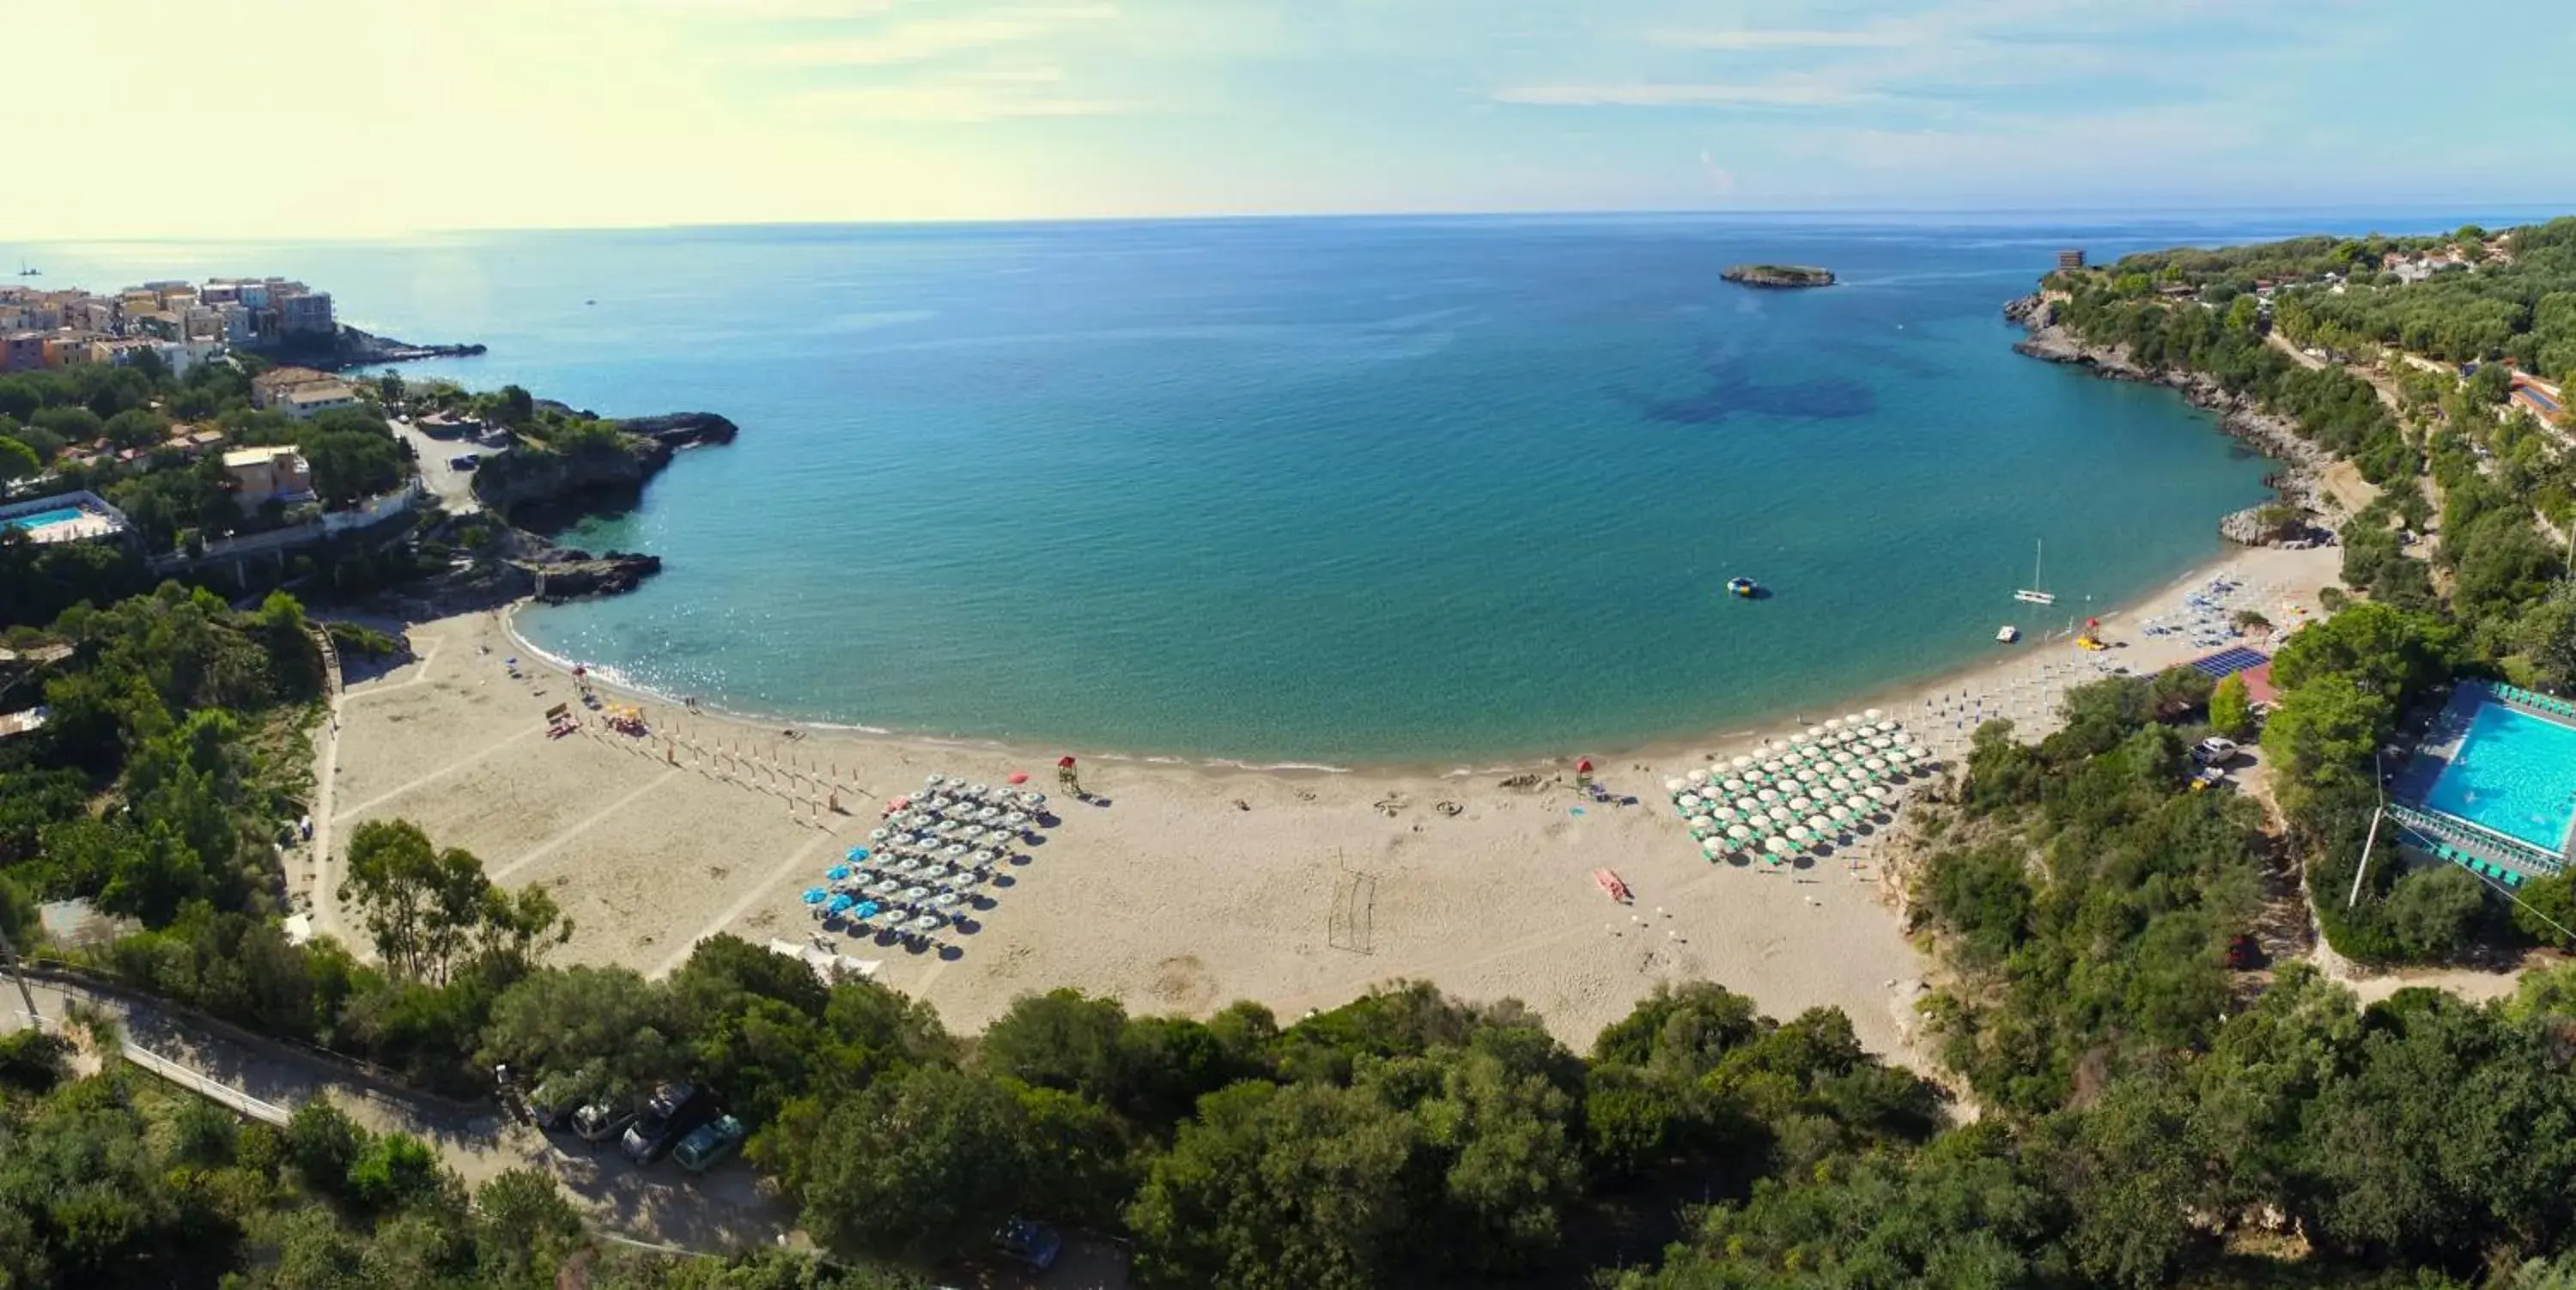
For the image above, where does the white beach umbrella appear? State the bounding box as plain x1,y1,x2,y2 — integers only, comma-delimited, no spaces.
1688,815,1715,832
1825,717,1844,730
1807,814,1834,834
1867,785,1891,801
1687,768,1711,786
1807,725,1827,740
1788,795,1814,813
1665,777,1687,794
1728,823,1753,841
1767,806,1792,824
1795,768,1820,784
1755,788,1779,804
1761,760,1785,776
1732,754,1754,770
1703,838,1727,856
1893,731,1913,745
1832,750,1856,766
1678,793,1703,811
1863,708,1883,720
1863,757,1888,773
1846,794,1874,814
1786,825,1811,844
1763,835,1787,855
1790,733,1811,747
1826,776,1851,794
1721,777,1745,794
1829,804,1854,823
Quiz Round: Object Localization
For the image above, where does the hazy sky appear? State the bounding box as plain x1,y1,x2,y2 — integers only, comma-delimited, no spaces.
8,0,2567,237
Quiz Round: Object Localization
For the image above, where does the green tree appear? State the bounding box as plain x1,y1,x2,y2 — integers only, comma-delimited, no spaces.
1127,1080,1421,1290
2208,672,2252,739
0,435,39,483
800,1065,1032,1263
2508,872,2576,949
2385,865,2487,960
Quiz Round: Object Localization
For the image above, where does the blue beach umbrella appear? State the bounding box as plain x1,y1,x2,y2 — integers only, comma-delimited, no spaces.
801,887,827,905
826,893,855,915
855,902,881,920
828,864,852,881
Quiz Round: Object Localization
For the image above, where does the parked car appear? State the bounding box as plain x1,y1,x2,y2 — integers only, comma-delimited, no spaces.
993,1218,1063,1271
449,453,479,471
2190,766,2230,794
622,1081,719,1165
672,1114,747,1173
526,1078,578,1130
2194,736,2239,764
573,1102,635,1144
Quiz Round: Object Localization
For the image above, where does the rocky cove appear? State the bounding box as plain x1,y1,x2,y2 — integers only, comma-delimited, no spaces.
466,410,738,602
2004,293,2341,547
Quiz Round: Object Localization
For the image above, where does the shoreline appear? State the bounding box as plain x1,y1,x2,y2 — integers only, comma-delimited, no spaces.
501,538,2339,786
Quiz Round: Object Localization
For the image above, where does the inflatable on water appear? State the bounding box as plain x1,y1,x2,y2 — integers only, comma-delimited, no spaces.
1726,577,1760,599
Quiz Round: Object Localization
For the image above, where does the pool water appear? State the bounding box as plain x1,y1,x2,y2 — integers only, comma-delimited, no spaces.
3,507,85,532
2425,702,2576,853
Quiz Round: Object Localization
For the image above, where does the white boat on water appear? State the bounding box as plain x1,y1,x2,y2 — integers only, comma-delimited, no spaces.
2014,539,2057,605
1996,624,2020,643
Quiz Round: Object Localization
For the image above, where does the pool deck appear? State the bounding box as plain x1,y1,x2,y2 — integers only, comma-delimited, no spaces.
2389,682,2576,879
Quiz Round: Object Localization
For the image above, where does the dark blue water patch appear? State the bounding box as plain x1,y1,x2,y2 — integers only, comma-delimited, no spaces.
1630,353,1878,426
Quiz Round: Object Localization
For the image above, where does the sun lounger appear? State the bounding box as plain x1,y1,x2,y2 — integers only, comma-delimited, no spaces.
1592,869,1633,904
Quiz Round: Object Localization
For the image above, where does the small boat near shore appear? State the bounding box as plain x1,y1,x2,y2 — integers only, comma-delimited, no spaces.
1725,577,1760,599
2014,539,2057,605
1996,624,2020,643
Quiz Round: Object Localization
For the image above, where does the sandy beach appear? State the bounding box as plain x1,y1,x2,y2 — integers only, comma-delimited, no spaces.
307,541,2342,1065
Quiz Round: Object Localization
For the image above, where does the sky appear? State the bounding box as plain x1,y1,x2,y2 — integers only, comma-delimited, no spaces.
6,0,2571,238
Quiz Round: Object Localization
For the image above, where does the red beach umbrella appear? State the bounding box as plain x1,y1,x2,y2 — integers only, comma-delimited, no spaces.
1577,757,1594,773
1058,756,1076,768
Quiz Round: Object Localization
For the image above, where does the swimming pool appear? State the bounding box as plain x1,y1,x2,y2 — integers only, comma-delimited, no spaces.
2424,701,2576,854
3,507,86,532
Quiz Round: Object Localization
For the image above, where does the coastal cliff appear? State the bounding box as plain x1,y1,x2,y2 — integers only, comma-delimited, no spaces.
1723,264,1837,289
2005,293,2336,545
469,411,738,520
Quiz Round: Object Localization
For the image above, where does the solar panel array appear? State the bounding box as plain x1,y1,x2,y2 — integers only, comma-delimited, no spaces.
2189,647,2271,679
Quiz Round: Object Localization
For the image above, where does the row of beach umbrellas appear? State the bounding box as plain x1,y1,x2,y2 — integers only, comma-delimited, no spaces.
1663,711,1928,864
805,774,1058,942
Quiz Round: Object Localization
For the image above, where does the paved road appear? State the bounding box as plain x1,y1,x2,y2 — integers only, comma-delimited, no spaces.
1,973,793,1254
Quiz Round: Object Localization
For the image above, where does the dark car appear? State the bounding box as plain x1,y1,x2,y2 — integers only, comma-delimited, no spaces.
993,1218,1063,1271
449,453,479,471
621,1081,719,1165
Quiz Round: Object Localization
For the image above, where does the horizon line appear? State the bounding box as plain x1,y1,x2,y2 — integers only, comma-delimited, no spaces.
6,202,2568,246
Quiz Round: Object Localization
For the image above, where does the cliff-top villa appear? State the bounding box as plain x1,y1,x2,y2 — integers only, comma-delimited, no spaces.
222,445,315,512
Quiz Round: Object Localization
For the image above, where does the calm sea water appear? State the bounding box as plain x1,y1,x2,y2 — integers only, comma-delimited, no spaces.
15,215,2469,762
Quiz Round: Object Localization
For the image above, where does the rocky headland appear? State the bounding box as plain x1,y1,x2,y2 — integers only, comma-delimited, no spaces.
2004,293,2338,547
468,411,738,520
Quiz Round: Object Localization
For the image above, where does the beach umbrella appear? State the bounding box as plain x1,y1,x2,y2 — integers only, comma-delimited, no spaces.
1807,725,1827,739
1765,836,1788,855
802,887,827,905
1665,777,1687,794
1784,794,1810,813
1786,825,1811,845
854,901,881,920
1863,757,1888,773
1862,708,1883,720
1825,717,1844,730
1721,776,1745,794
1767,806,1792,824
1728,823,1753,841
1687,768,1711,787
1893,730,1913,745
868,828,890,843
1755,787,1779,804
1829,804,1854,823
1827,776,1852,794
1846,794,1874,812
1795,768,1819,783
1677,793,1703,811
827,864,851,881
1807,814,1834,834
1832,751,1856,766
1867,785,1891,802
1759,760,1783,776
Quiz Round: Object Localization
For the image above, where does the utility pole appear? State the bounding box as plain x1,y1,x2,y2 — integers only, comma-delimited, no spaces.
2348,746,2389,910
0,920,39,1029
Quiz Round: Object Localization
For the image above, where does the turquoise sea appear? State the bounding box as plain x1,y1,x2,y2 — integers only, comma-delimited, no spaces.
9,215,2490,763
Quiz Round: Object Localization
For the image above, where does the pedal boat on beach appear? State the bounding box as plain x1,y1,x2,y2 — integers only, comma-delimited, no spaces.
1725,577,1760,599
1996,624,2020,643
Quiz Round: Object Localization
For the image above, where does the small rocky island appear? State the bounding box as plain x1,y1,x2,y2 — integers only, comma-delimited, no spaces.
1722,264,1837,289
